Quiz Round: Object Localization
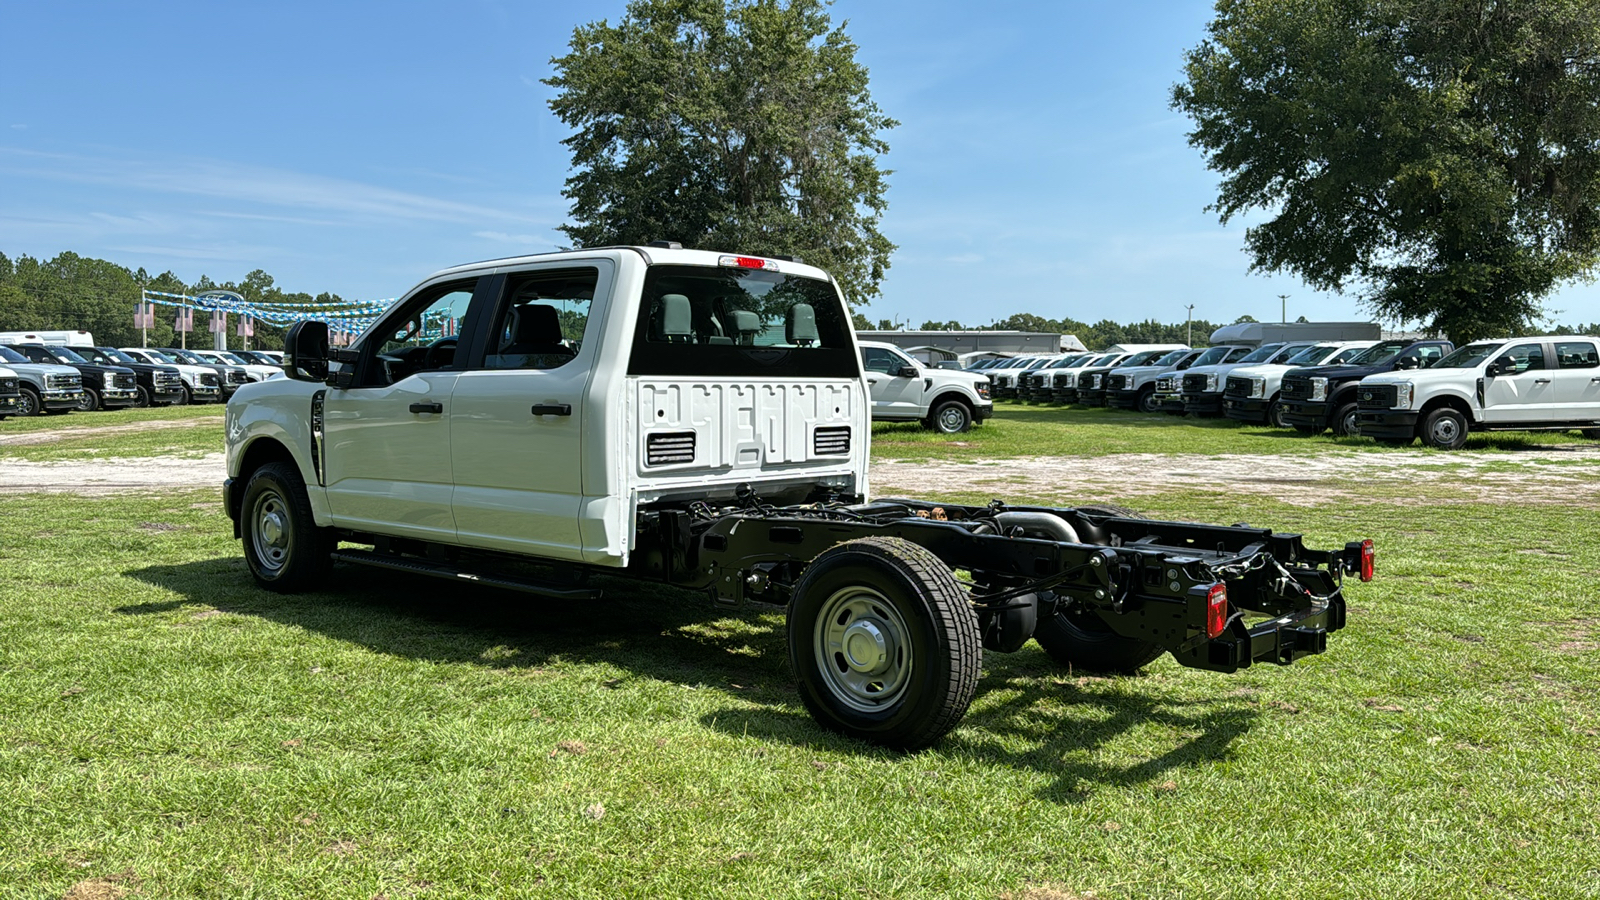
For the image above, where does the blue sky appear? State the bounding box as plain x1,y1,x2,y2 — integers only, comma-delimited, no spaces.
3,0,1597,330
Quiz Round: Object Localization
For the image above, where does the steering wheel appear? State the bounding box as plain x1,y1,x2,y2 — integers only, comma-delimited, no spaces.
422,337,458,369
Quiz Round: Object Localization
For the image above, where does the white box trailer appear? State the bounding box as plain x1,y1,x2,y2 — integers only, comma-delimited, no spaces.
0,330,96,347
1208,322,1380,347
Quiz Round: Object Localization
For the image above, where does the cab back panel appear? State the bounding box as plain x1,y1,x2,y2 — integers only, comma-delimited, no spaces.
634,378,862,477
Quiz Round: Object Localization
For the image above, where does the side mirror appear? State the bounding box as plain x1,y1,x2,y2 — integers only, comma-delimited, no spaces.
1487,355,1515,377
897,365,919,378
283,321,330,381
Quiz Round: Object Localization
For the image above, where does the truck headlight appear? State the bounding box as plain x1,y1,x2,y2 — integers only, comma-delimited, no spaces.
1249,377,1266,399
1205,373,1219,392
1090,375,1102,389
976,382,991,400
1393,382,1413,409
1309,377,1329,401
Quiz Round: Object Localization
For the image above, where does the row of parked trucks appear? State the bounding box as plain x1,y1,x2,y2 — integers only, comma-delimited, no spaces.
976,330,1600,449
0,329,283,418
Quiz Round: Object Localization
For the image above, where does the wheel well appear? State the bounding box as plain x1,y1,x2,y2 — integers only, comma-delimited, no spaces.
1419,394,1475,422
928,392,973,413
231,437,297,523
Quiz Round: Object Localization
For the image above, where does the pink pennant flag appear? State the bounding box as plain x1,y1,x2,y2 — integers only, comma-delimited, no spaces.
134,302,155,329
236,316,254,337
175,307,193,333
209,310,226,333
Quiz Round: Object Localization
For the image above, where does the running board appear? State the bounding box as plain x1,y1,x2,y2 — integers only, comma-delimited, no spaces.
330,549,602,600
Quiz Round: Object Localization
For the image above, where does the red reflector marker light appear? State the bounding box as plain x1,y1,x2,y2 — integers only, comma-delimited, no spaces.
1206,583,1228,639
718,254,778,271
1360,539,1375,582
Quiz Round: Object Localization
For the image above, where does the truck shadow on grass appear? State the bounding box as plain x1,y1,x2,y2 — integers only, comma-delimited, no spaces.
122,556,1257,804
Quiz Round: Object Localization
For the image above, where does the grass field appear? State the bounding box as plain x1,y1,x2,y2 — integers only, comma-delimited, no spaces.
3,404,1599,898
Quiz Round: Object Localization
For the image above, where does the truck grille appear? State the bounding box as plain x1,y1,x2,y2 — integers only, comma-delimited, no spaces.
46,373,82,388
0,377,16,393
813,426,851,456
1281,376,1312,400
1053,373,1072,387
1106,374,1127,392
200,373,220,387
1077,372,1095,389
1225,376,1252,398
1358,385,1397,409
110,374,135,390
1182,373,1209,393
226,370,249,384
155,371,182,390
1156,376,1175,392
645,431,696,466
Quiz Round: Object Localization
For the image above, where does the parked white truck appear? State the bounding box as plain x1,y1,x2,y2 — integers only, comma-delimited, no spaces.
857,340,992,432
224,245,1372,749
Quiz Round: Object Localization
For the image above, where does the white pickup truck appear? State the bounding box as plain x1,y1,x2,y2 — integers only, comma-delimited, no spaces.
857,340,992,433
224,244,1371,749
1357,336,1600,448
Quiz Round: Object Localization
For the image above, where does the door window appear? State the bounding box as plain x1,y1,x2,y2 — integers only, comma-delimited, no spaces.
1495,343,1545,374
481,268,599,370
1554,341,1599,369
364,279,478,385
862,347,914,374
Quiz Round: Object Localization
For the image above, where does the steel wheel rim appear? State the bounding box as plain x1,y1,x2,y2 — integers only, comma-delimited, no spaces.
1342,409,1360,436
132,387,150,408
814,585,914,713
937,405,966,432
18,392,37,416
250,490,292,574
1431,416,1460,445
75,391,95,412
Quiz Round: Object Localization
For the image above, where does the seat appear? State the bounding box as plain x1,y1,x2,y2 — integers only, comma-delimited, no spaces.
691,296,733,345
650,294,694,343
499,304,575,367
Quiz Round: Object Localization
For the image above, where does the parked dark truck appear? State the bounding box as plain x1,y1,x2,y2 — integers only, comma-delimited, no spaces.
1075,350,1170,407
4,343,137,412
225,246,1373,750
74,347,187,408
1279,339,1453,436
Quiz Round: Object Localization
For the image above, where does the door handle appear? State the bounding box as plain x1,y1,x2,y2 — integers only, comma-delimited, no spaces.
409,402,443,414
1533,378,1551,385
531,403,572,416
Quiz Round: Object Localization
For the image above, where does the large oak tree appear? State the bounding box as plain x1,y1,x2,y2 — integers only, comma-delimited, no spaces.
545,0,896,305
1173,0,1600,342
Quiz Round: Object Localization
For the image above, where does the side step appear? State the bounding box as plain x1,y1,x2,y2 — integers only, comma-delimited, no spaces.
330,549,602,601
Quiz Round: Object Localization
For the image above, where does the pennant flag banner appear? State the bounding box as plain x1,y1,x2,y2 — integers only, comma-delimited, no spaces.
175,307,194,333
139,289,396,338
133,303,156,329
237,316,255,337
209,310,226,334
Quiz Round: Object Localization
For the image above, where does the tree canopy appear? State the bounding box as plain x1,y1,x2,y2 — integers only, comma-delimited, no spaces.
1173,0,1600,343
545,0,896,305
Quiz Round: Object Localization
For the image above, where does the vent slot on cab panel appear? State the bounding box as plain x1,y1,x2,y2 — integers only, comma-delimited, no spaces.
813,426,851,456
646,431,696,466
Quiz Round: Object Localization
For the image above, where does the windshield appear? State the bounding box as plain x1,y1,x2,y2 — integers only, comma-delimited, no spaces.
1152,349,1188,366
1119,350,1165,367
45,346,89,364
1433,342,1504,369
1327,345,1371,364
218,352,248,364
1347,340,1410,365
162,348,205,365
141,350,178,364
1237,343,1287,364
629,264,858,378
0,346,26,364
1286,344,1339,365
1191,346,1233,366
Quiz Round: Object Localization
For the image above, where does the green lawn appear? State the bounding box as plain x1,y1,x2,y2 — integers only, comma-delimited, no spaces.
871,401,1597,461
0,403,225,463
3,474,1597,897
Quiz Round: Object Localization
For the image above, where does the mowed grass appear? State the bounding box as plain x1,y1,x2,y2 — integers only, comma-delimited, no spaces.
871,400,1598,461
0,404,224,462
3,482,1598,898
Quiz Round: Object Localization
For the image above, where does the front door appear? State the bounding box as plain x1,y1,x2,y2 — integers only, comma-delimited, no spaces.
861,346,923,417
1481,342,1553,423
448,263,610,562
321,278,481,541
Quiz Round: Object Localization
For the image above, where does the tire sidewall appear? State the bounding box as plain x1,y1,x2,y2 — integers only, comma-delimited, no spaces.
1333,401,1360,437
76,388,99,412
929,400,971,434
240,462,327,590
17,387,40,417
1137,388,1158,413
132,385,151,408
1422,408,1468,450
788,547,963,745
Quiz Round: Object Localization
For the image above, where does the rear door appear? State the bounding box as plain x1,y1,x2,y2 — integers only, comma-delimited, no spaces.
447,262,613,561
1548,339,1600,421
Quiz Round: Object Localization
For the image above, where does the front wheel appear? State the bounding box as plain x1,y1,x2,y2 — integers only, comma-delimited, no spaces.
178,384,193,405
16,387,41,417
1331,401,1361,437
75,388,101,412
131,385,152,409
1136,387,1158,414
240,461,334,592
925,400,973,434
1267,399,1288,428
1420,407,1469,450
787,537,980,750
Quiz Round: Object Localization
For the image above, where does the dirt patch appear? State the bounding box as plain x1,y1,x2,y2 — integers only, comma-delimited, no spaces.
61,871,135,900
0,453,224,494
872,447,1600,507
0,416,223,447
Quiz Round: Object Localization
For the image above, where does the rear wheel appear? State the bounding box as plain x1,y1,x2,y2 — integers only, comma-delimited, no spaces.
787,537,980,750
74,388,101,412
240,461,334,592
16,387,41,417
1420,407,1469,450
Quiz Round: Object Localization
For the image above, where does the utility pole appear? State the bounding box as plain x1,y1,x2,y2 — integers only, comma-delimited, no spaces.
1279,294,1289,323
1185,304,1195,345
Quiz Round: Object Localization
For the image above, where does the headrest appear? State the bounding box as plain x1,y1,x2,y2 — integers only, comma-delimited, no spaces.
730,310,760,336
511,304,562,345
652,294,693,342
786,303,818,346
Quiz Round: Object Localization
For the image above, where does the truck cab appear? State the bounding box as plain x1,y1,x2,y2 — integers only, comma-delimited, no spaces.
1279,339,1453,436
1358,336,1600,448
